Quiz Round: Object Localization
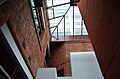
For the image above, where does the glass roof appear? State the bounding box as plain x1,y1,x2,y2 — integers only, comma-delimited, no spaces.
46,0,70,7
46,0,88,38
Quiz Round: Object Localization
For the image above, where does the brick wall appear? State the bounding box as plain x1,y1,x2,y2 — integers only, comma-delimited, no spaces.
0,0,50,78
48,36,93,76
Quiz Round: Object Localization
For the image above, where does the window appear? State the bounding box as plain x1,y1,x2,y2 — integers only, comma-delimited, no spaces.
58,28,64,35
74,15,81,20
30,0,45,35
46,0,88,39
65,15,69,19
66,28,71,35
74,22,80,26
74,28,81,35
29,0,45,50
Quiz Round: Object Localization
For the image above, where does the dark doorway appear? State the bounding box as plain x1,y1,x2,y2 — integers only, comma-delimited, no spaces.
0,30,25,79
57,68,64,77
45,44,50,67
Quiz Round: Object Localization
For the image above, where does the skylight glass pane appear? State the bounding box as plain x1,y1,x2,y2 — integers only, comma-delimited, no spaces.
33,10,37,18
30,0,34,6
74,28,81,35
47,0,88,37
58,28,64,35
54,4,70,17
65,7,73,36
46,0,52,7
65,15,69,20
58,19,64,35
82,21,88,35
74,22,80,26
48,9,53,19
51,27,57,36
53,0,70,6
74,6,82,20
49,17,62,27
35,19,39,26
58,19,64,28
64,7,73,35
74,22,81,35
66,28,71,35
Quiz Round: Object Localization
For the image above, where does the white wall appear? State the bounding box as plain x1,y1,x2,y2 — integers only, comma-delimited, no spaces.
36,68,57,79
70,52,104,79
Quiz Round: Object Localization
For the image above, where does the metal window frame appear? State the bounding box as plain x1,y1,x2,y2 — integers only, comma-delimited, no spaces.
46,0,88,40
29,0,46,51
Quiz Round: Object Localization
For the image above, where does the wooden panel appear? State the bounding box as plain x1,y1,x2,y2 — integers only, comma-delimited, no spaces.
77,0,88,20
105,48,120,79
78,0,120,75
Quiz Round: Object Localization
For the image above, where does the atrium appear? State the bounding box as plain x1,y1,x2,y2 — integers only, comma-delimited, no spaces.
0,0,120,79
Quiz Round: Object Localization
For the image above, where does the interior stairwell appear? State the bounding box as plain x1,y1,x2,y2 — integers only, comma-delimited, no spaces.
35,52,104,79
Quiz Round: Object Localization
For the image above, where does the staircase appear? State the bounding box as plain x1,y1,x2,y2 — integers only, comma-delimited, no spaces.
36,52,104,79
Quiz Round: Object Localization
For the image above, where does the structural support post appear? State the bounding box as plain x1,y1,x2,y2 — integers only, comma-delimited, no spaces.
73,6,74,36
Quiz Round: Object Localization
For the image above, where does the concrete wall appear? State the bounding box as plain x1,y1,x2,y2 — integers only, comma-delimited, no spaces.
0,0,50,78
78,0,120,78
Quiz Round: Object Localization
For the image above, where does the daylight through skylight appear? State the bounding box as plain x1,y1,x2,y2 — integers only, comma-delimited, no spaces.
46,0,88,38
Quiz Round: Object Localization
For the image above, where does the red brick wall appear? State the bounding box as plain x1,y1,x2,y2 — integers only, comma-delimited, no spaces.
40,0,50,68
0,6,8,26
0,0,49,78
78,0,120,78
48,42,66,67
48,36,93,76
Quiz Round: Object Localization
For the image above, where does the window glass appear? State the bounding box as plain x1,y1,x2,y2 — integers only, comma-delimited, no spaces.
53,0,70,6
49,17,62,27
54,4,70,17
75,28,81,35
46,0,88,37
46,0,52,7
48,9,53,19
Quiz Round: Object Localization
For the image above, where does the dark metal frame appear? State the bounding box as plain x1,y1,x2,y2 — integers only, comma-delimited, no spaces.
46,0,87,40
51,7,70,35
73,6,74,36
29,0,46,51
46,2,70,9
47,1,71,39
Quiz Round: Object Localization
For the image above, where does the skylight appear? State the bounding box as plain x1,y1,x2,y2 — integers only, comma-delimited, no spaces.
46,0,88,39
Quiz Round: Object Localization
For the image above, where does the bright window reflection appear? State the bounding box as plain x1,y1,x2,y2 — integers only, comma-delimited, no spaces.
46,0,88,37
53,0,70,5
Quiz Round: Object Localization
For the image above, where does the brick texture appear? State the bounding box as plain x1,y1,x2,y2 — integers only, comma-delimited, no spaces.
0,6,8,26
48,36,93,76
0,0,50,78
